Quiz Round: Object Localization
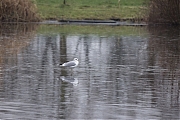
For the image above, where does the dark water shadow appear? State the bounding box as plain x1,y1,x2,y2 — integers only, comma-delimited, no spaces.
147,26,180,119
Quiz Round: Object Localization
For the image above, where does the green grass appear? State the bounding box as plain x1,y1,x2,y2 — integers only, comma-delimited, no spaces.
36,0,147,20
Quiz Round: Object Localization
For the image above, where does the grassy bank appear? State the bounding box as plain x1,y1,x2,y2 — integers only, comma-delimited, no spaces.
36,0,147,20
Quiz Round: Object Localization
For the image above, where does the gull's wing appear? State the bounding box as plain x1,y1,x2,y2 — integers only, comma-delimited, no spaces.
62,61,76,67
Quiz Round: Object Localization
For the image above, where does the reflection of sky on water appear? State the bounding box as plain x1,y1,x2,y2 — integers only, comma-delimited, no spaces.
0,25,179,119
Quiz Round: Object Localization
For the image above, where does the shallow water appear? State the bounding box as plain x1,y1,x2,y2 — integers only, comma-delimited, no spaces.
0,24,180,119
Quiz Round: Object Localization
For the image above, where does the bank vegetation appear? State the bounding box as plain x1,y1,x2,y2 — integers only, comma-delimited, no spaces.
0,0,40,22
0,0,179,25
148,0,180,25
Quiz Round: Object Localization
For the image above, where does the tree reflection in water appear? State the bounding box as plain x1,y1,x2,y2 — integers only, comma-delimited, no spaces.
0,25,179,119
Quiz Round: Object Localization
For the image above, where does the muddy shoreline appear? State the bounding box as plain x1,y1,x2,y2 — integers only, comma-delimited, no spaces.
40,20,147,26
1,20,147,26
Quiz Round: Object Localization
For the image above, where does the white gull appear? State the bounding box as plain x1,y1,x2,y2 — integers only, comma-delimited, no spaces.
60,58,79,68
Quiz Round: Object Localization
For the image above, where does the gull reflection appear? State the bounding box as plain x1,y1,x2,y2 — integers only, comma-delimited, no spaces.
60,76,79,86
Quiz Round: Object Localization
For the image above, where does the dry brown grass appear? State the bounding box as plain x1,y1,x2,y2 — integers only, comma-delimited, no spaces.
0,0,41,22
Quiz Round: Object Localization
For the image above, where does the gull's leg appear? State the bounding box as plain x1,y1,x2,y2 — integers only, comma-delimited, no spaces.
70,68,73,75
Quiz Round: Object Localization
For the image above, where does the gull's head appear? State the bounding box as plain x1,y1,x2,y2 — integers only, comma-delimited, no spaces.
74,58,78,61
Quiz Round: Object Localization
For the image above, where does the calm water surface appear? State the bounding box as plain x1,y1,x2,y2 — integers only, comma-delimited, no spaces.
0,24,180,119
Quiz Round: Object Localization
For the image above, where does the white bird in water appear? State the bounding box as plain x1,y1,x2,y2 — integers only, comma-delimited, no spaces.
60,58,79,68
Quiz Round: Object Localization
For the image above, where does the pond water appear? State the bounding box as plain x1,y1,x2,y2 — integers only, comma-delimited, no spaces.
0,24,180,119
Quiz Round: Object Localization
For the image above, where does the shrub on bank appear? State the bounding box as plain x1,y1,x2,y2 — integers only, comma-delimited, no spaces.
0,0,41,22
148,0,180,25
